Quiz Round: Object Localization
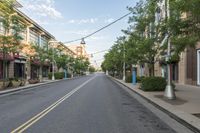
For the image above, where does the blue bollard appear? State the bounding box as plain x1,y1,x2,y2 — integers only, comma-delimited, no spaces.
132,68,136,85
64,69,67,79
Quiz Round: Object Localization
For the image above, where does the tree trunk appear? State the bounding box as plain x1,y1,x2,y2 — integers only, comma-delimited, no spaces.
2,45,6,89
39,65,43,82
149,63,155,77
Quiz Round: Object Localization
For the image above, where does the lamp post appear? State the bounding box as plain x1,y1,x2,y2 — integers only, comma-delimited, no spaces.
122,41,126,81
164,0,176,99
48,40,59,80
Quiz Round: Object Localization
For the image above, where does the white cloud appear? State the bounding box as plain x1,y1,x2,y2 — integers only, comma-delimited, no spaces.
89,36,106,41
104,18,114,23
64,29,95,36
19,0,62,19
67,18,98,24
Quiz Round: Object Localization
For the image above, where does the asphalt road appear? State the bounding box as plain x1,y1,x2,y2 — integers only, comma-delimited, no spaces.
0,73,193,133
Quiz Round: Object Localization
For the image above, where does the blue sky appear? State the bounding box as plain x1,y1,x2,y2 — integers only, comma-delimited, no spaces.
18,0,139,67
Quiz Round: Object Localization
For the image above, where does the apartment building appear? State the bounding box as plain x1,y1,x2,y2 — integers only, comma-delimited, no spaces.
67,44,89,59
136,0,200,86
0,1,76,81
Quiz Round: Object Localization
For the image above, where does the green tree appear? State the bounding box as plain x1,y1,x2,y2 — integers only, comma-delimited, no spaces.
73,57,90,75
101,37,124,77
160,0,200,56
89,66,96,73
31,44,50,81
0,0,26,87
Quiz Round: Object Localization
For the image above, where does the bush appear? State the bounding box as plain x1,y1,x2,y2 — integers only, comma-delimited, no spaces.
141,77,167,91
136,76,145,83
48,72,64,79
48,72,72,79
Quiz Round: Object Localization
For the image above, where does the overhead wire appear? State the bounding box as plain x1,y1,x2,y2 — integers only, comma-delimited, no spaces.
89,49,108,55
63,11,132,44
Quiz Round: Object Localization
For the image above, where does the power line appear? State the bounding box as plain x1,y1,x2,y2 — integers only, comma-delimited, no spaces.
89,49,108,55
63,12,132,44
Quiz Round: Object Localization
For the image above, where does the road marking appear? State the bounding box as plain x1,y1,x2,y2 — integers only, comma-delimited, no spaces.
11,76,96,133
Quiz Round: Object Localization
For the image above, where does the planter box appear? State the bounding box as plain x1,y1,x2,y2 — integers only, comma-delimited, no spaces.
28,79,40,84
20,80,26,86
12,81,21,88
0,81,10,90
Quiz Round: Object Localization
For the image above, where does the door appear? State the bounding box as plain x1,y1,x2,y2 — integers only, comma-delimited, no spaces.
197,50,200,85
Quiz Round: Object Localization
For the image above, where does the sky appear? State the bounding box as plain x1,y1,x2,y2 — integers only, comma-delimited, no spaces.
18,0,139,67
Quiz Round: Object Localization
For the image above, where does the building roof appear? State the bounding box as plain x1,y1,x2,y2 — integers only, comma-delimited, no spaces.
59,42,76,56
16,9,55,39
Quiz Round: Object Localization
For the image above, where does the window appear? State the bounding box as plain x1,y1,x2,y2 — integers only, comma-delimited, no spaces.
20,29,27,40
30,30,39,45
41,36,48,49
0,22,5,35
14,63,25,78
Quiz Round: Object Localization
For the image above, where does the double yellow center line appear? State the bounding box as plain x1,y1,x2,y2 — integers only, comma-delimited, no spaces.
11,76,96,133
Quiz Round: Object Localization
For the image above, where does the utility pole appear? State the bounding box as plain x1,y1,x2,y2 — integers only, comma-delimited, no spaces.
122,42,126,81
49,41,59,80
164,0,176,99
2,41,5,89
52,45,55,80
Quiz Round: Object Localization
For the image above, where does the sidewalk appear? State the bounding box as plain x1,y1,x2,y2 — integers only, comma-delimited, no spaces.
111,77,200,132
0,79,58,95
0,76,84,96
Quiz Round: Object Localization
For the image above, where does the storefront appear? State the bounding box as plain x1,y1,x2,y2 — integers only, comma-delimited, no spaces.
0,53,14,79
30,64,39,79
42,66,49,77
0,61,3,79
196,43,200,86
14,57,26,79
30,59,41,79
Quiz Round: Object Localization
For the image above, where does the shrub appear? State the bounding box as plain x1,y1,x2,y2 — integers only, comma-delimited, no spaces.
48,72,71,79
141,77,167,91
136,76,145,83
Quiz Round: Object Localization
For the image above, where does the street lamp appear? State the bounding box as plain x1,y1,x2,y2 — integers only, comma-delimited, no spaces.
123,42,126,81
48,40,59,80
80,38,86,44
164,0,176,99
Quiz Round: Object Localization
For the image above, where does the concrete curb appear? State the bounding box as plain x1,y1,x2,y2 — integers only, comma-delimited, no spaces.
0,76,87,96
109,76,200,133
